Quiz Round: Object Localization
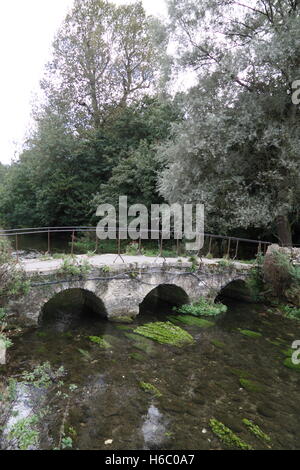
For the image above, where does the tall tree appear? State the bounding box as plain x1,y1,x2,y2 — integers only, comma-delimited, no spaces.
157,0,300,245
42,0,167,132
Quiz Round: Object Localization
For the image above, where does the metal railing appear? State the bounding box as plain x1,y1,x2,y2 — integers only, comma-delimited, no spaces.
0,226,272,262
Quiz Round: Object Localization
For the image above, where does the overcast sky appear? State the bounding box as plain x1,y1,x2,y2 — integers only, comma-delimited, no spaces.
0,0,168,165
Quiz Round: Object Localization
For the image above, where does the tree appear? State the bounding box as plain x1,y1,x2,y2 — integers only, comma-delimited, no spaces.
42,0,167,132
92,96,181,209
157,0,300,245
0,96,178,228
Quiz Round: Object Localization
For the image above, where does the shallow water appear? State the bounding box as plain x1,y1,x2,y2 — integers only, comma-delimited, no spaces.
2,300,300,450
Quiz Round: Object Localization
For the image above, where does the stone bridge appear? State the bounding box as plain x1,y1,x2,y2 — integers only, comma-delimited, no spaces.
7,255,251,326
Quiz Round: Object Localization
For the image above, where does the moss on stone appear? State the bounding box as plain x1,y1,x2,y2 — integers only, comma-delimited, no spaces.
88,336,111,349
242,418,271,443
134,321,194,347
110,316,134,324
209,418,253,450
238,329,262,338
115,324,134,331
139,381,162,398
239,378,264,392
168,315,214,328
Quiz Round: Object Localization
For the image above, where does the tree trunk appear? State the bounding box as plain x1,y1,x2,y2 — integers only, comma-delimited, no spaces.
276,215,292,247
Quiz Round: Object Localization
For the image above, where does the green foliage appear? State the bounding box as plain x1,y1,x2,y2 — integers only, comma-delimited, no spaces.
101,265,111,273
246,254,265,302
139,381,162,398
61,436,73,449
242,419,271,443
8,415,39,450
21,362,65,388
0,238,30,299
209,418,253,450
280,305,300,320
174,297,227,317
134,321,194,347
158,0,300,241
58,257,92,277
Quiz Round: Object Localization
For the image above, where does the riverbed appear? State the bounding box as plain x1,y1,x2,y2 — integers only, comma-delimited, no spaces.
1,300,300,450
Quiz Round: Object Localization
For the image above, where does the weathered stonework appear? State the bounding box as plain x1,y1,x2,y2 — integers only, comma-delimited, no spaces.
6,262,250,326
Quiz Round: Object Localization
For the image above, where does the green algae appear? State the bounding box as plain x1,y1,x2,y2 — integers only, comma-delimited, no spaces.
283,357,300,371
281,348,293,357
168,315,214,328
115,324,134,331
238,329,262,338
139,381,162,398
211,339,226,348
88,336,111,349
242,419,271,444
209,418,253,450
130,352,145,362
124,332,154,354
239,378,264,392
267,339,283,346
110,316,134,324
124,332,141,342
77,348,92,360
134,321,194,347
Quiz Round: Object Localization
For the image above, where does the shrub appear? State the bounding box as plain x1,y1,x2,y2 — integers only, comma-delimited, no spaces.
58,256,92,277
174,297,227,317
280,305,300,321
0,238,30,301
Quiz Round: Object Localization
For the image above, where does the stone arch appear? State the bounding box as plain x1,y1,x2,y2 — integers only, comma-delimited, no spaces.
139,283,190,315
39,287,108,327
215,278,252,303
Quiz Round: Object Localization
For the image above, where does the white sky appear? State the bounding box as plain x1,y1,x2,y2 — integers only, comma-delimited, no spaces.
0,0,168,164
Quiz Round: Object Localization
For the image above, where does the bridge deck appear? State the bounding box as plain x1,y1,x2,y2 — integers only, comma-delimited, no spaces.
20,254,251,275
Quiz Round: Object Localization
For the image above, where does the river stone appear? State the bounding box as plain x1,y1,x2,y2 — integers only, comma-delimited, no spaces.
216,416,244,434
257,403,276,418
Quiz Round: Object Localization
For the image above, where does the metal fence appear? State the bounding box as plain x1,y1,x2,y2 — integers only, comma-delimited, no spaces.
0,226,271,262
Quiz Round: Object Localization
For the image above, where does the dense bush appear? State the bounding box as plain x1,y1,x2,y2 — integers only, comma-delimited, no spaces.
174,297,227,317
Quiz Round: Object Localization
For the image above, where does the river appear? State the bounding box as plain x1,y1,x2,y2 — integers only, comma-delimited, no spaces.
1,299,300,450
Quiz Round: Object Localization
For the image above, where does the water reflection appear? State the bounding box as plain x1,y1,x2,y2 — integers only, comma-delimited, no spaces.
142,405,167,449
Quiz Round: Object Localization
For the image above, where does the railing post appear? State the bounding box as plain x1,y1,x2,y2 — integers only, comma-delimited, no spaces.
257,241,262,256
48,229,51,254
71,230,75,255
227,237,231,258
15,234,19,263
208,236,212,256
95,230,98,253
234,239,239,260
